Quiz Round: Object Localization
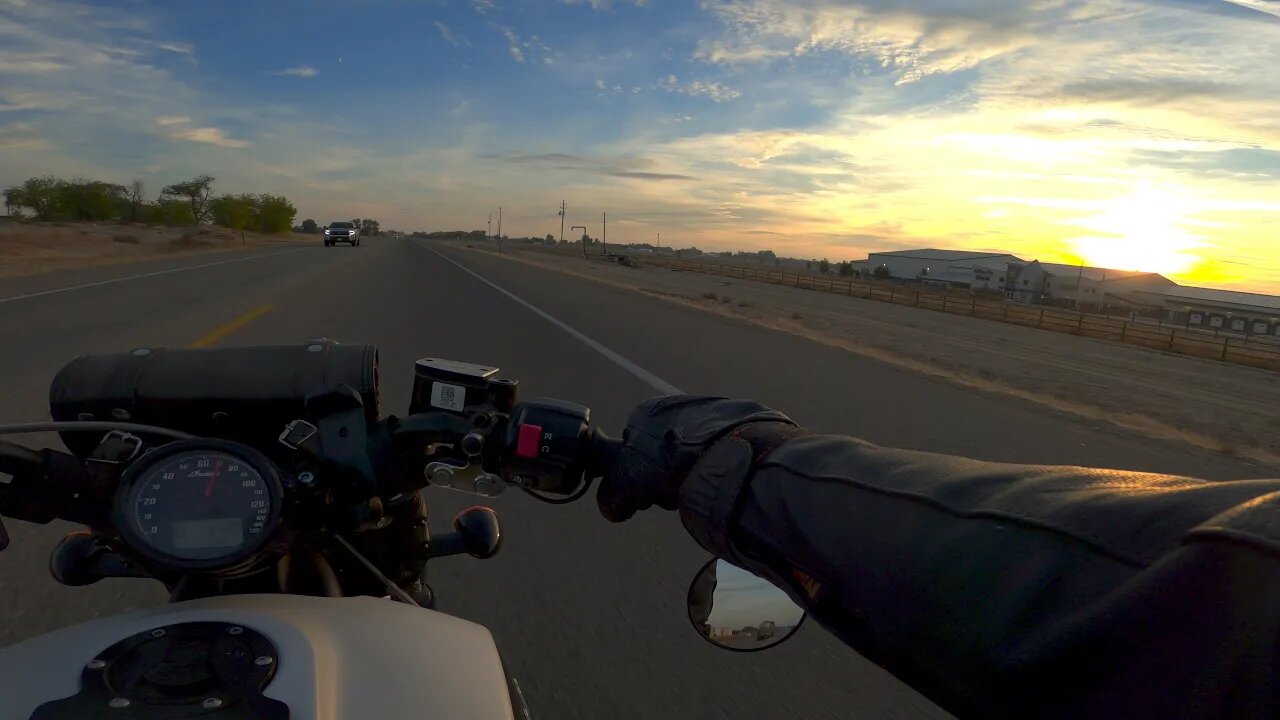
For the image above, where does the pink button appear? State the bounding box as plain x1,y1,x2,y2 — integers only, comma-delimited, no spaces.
516,424,542,459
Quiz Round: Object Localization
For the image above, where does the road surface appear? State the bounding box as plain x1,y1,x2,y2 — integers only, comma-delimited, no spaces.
0,238,1262,719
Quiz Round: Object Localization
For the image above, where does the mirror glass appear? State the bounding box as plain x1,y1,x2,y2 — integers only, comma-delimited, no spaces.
687,558,806,652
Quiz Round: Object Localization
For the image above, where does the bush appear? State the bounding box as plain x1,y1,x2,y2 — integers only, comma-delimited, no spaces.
149,200,195,226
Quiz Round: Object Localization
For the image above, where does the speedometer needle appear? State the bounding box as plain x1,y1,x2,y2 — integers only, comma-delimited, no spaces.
203,460,222,499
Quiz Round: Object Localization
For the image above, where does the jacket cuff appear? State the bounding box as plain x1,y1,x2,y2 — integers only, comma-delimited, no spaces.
679,423,807,561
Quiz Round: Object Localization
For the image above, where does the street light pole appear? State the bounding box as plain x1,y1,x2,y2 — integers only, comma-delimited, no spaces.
571,225,588,258
602,211,607,255
487,212,492,243
558,200,566,244
496,207,502,253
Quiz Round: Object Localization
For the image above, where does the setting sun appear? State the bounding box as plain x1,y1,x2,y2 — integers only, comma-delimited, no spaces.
1068,184,1206,275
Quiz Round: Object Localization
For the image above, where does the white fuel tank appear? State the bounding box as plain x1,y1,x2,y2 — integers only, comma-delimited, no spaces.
0,594,515,720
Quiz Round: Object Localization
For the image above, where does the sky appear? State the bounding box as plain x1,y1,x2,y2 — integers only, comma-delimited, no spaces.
705,560,805,631
1,0,1278,293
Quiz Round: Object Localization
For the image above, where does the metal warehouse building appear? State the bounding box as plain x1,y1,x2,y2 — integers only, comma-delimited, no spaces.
866,249,1023,284
1113,286,1280,338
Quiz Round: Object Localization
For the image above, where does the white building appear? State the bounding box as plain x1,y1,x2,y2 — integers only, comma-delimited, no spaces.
1111,286,1280,336
973,260,1176,305
865,249,1023,284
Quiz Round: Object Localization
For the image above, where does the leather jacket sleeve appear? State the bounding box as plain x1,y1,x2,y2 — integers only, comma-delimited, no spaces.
678,432,1280,720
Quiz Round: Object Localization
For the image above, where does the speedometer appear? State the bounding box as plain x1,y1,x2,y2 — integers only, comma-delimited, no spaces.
113,440,283,571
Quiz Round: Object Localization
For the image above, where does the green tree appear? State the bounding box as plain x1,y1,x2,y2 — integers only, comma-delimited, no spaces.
818,258,831,274
210,194,255,230
255,194,296,233
837,261,854,276
161,174,215,223
150,199,195,226
59,179,126,221
545,233,555,243
873,264,891,279
301,218,319,234
5,176,63,220
360,218,380,236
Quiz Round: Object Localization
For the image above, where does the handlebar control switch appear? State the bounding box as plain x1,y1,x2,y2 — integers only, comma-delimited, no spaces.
499,399,591,494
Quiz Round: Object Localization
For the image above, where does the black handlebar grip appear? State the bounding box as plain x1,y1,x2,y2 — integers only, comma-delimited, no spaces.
49,341,379,456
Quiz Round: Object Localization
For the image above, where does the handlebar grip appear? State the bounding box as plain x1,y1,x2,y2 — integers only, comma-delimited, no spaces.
49,341,379,456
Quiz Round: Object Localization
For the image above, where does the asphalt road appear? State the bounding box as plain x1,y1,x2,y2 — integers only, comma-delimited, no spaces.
0,238,1264,719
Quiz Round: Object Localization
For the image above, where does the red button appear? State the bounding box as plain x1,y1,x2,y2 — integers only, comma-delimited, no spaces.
516,424,542,459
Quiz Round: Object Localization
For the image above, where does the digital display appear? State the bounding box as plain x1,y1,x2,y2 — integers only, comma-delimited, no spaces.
171,517,245,550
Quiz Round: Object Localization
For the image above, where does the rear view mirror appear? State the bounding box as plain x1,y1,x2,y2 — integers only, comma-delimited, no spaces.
687,558,806,652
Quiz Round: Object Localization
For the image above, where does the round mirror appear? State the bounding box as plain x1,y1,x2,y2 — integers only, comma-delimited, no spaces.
687,558,806,652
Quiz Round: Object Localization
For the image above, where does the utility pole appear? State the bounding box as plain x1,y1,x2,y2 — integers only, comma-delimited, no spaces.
602,211,607,255
558,200,566,243
571,225,588,258
496,207,502,253
487,212,492,243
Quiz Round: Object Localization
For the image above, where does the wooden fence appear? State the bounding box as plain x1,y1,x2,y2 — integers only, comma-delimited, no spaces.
644,257,1280,373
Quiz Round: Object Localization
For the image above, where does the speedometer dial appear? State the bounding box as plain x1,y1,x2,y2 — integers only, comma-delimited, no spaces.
114,440,283,570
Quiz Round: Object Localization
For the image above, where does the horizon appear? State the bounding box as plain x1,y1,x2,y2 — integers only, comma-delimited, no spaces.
3,0,1279,293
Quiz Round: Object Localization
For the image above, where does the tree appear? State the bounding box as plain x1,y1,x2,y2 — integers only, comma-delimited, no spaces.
873,264,891,279
150,199,195,226
360,218,380,236
351,218,361,229
758,250,776,265
210,194,255,230
545,233,555,243
837,261,854,276
255,194,296,233
59,179,126,221
161,174,215,223
5,176,63,220
127,179,146,222
805,260,812,271
301,218,319,234
818,258,831,274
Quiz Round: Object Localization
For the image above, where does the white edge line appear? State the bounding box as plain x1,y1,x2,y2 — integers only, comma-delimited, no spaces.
417,241,683,395
0,247,309,305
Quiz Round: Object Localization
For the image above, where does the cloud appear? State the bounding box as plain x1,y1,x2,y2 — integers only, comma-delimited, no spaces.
659,74,740,102
495,26,552,64
154,115,191,126
610,171,698,181
157,42,194,56
0,53,68,73
272,66,318,77
0,122,48,151
1220,0,1280,18
560,0,649,9
434,21,468,47
471,0,494,14
171,126,250,148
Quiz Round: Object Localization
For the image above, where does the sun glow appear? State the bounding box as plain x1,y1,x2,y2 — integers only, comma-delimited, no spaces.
1067,184,1206,275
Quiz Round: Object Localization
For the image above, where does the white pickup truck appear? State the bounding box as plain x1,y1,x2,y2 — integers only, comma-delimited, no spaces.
323,221,361,247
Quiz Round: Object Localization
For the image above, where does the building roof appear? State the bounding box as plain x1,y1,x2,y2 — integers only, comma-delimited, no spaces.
1141,286,1280,313
1032,262,1151,282
868,248,1023,262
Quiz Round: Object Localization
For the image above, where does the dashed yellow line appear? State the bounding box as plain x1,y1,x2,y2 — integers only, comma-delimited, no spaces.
186,305,273,348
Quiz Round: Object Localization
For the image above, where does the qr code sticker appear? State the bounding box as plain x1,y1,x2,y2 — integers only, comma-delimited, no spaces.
430,381,466,412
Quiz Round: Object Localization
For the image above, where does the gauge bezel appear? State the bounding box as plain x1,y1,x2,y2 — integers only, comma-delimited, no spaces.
112,438,285,572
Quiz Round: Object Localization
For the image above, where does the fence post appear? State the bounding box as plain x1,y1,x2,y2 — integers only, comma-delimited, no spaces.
970,297,977,316
1003,304,1009,321
890,290,896,303
1167,329,1175,349
1221,337,1229,360
1077,312,1084,332
1120,323,1128,342
941,296,947,312
1038,308,1045,327
915,291,921,306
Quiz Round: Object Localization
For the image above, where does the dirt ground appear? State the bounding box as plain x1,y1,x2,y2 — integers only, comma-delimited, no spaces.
460,243,1280,472
0,219,314,278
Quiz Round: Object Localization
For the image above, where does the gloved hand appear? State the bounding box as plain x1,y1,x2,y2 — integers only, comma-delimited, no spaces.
597,395,797,522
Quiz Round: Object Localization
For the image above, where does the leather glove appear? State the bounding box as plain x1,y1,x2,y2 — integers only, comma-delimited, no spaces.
597,395,797,522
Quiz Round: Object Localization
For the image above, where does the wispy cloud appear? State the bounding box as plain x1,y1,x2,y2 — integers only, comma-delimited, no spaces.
471,0,495,14
496,26,552,64
0,53,68,73
158,42,194,56
434,21,468,47
560,0,649,9
499,26,524,62
171,126,250,148
154,115,191,126
659,74,740,102
272,66,318,77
